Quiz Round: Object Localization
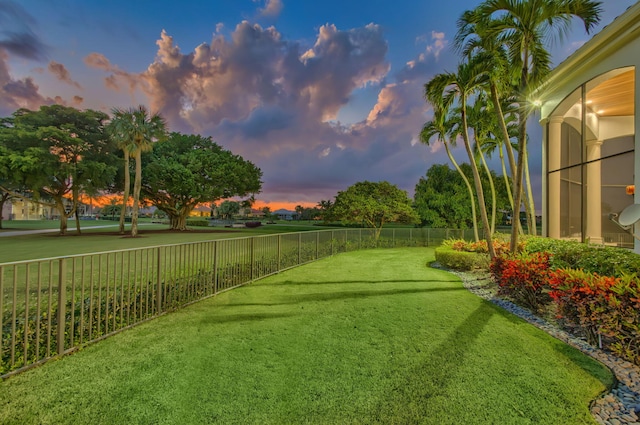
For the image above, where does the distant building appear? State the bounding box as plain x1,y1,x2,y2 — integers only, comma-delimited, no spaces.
273,209,296,221
536,3,639,253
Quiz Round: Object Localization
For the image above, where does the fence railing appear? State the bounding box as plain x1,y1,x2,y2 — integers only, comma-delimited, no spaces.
0,227,474,378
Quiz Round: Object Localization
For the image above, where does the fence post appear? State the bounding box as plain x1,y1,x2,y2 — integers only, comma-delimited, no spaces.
316,232,319,259
156,247,162,315
427,228,431,247
392,229,396,246
298,233,302,264
250,237,255,281
57,258,67,355
213,241,218,294
359,228,362,250
331,231,334,255
277,234,282,271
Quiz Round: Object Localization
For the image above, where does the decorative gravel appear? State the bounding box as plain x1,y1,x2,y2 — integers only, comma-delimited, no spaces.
433,263,640,425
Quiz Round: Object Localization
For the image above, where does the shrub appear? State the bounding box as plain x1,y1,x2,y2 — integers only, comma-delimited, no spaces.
490,252,551,312
435,246,489,271
442,237,513,255
187,219,209,227
523,236,640,277
549,269,640,364
245,221,262,228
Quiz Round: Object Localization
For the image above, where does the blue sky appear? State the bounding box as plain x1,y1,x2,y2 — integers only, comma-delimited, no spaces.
1,0,636,209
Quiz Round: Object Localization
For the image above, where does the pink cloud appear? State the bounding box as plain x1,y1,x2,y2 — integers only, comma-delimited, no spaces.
47,60,82,89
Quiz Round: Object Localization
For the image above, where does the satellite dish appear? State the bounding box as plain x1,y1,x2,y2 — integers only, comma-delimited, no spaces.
618,204,640,226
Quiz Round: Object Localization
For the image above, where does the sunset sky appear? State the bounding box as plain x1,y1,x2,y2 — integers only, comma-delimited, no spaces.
2,0,636,211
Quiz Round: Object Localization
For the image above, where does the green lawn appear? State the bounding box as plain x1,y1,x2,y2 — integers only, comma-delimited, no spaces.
0,248,611,424
0,220,330,263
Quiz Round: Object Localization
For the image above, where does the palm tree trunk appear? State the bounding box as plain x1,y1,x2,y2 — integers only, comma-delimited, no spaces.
119,154,130,234
131,150,142,238
461,98,495,259
524,148,537,235
490,84,517,182
477,142,497,235
511,119,527,252
444,141,479,241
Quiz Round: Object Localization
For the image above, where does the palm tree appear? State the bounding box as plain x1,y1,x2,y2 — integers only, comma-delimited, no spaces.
420,101,480,242
108,106,167,237
425,61,496,259
459,0,603,252
464,99,499,235
107,115,132,234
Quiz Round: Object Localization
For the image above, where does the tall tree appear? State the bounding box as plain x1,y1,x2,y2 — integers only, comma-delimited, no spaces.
425,60,497,258
108,106,167,237
331,181,419,240
1,106,116,234
420,99,479,241
415,163,510,229
460,0,603,251
141,133,262,230
217,201,241,221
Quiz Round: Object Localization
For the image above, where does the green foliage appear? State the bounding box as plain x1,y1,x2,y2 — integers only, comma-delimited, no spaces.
1,106,118,233
141,133,262,230
331,181,419,238
523,236,640,277
435,246,489,271
414,163,511,228
217,200,240,220
186,219,209,227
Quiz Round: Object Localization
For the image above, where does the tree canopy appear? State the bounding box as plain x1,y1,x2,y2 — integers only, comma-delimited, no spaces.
330,181,419,239
141,132,262,230
0,105,117,234
414,163,511,229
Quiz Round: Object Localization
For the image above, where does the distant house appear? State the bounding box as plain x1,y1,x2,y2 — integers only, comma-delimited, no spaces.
2,197,57,220
190,204,212,217
535,3,638,253
273,209,296,221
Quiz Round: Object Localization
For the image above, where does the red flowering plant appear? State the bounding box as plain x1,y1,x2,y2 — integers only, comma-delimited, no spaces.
548,268,615,345
549,269,640,364
602,274,640,364
490,252,552,312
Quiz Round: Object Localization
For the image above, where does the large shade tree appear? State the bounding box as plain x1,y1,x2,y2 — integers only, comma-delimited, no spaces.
0,106,117,234
330,181,419,239
456,0,603,252
108,105,167,237
141,132,262,230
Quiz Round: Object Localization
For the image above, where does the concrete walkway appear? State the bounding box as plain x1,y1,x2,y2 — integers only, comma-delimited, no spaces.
0,224,143,237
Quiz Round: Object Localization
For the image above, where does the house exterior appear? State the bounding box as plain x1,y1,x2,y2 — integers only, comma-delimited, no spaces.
536,3,639,253
2,198,56,220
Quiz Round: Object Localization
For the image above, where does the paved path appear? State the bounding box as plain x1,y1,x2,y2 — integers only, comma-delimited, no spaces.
0,224,148,238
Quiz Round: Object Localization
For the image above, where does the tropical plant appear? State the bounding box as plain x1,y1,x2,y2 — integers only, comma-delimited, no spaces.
424,59,497,258
108,105,167,237
456,0,603,251
420,98,479,241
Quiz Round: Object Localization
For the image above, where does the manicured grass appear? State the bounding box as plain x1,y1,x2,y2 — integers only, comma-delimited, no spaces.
0,248,611,424
0,221,331,263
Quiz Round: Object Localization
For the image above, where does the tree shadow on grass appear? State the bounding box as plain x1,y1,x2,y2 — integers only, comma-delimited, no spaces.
201,312,299,324
220,286,466,308
271,279,459,286
370,301,498,423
